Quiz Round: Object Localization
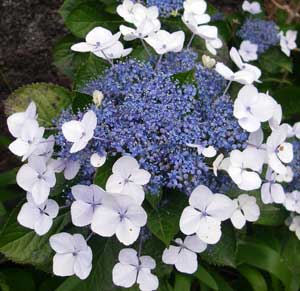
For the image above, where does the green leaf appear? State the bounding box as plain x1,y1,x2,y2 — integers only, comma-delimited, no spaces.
273,86,300,121
65,3,123,38
194,266,219,290
208,271,234,291
174,273,192,291
238,265,268,291
72,91,93,113
172,69,195,85
147,190,187,245
282,232,300,277
237,240,292,288
4,83,73,126
0,168,17,186
59,0,93,20
0,202,7,217
1,268,36,291
256,204,287,226
74,53,109,90
53,34,89,78
0,207,70,269
259,47,293,74
201,223,236,267
56,238,121,291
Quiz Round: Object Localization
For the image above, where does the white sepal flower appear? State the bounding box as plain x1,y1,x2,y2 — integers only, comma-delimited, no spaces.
162,235,207,274
7,101,37,138
49,158,81,180
32,135,55,161
230,47,261,82
242,1,262,14
213,153,230,176
17,193,59,236
106,156,151,205
91,194,147,246
112,248,159,291
9,119,44,161
187,143,216,158
205,37,223,55
90,153,107,168
117,0,136,23
145,30,185,55
71,184,107,227
71,26,121,55
289,216,300,240
215,63,256,85
17,156,56,205
62,110,97,153
261,167,285,204
183,0,208,15
180,185,234,244
269,103,283,131
49,233,92,280
276,166,293,183
266,125,293,175
284,191,300,213
227,148,263,191
280,30,298,57
230,194,260,229
92,41,133,60
234,85,276,132
239,40,258,62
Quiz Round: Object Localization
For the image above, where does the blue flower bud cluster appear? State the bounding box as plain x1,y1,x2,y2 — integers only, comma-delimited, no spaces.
55,53,248,195
237,18,280,54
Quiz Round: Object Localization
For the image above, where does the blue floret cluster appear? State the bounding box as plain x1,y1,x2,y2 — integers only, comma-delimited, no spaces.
146,0,184,16
55,51,248,195
237,18,280,54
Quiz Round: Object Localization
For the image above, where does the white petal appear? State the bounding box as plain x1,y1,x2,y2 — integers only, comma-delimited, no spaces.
196,216,222,244
180,206,202,235
130,169,151,185
175,248,198,274
119,248,139,266
90,153,106,168
184,235,207,253
49,232,75,253
31,179,50,205
62,121,84,143
137,269,159,291
189,185,213,210
9,139,29,157
277,142,293,163
231,209,246,229
64,160,80,180
215,63,234,80
74,249,92,280
112,263,137,288
162,245,180,265
34,214,53,235
122,182,145,205
53,253,75,277
106,173,125,193
140,256,156,270
113,156,139,178
207,194,234,221
16,164,38,192
116,218,140,245
71,42,92,52
71,201,94,227
17,202,39,230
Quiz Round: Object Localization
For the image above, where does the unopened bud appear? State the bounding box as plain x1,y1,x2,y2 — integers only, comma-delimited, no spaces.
202,55,216,69
93,90,104,107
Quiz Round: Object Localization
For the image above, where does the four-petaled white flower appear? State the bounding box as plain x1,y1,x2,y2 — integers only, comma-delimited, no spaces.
284,191,300,213
145,30,185,55
280,30,298,57
289,216,300,240
162,235,207,274
183,0,208,15
32,135,55,161
233,85,276,132
180,185,234,244
117,0,136,23
9,119,44,161
7,101,37,138
187,143,217,158
91,194,147,246
239,40,258,62
71,184,107,227
230,194,260,229
230,47,261,82
90,153,107,168
17,156,56,205
71,26,130,60
49,158,81,180
276,166,293,183
17,193,59,236
266,125,293,175
62,110,97,153
112,248,159,291
49,232,92,280
106,156,151,205
242,1,262,14
261,167,285,204
227,148,263,191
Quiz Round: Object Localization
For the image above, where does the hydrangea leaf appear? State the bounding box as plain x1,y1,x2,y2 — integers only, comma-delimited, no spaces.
174,273,192,291
194,266,219,290
259,47,293,74
59,0,89,20
4,83,73,126
146,190,188,246
72,92,93,113
200,223,237,268
65,3,123,38
236,240,292,288
0,207,70,270
282,233,300,274
238,265,268,291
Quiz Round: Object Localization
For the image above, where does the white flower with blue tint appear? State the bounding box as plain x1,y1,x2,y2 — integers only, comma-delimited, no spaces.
106,156,151,205
280,30,298,57
187,143,217,158
230,194,260,229
162,235,207,274
49,158,81,180
49,232,92,280
284,191,300,213
112,248,159,290
17,193,59,236
91,194,147,246
289,216,300,240
17,156,56,205
71,184,107,227
62,110,97,153
239,40,258,62
90,153,106,168
242,1,262,14
180,185,234,244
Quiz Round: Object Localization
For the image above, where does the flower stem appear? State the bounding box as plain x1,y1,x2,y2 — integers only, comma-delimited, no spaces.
86,232,94,242
187,34,195,49
155,55,163,70
223,80,232,96
141,39,151,58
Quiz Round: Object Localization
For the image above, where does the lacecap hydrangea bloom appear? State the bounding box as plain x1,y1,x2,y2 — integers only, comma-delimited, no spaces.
237,18,280,54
